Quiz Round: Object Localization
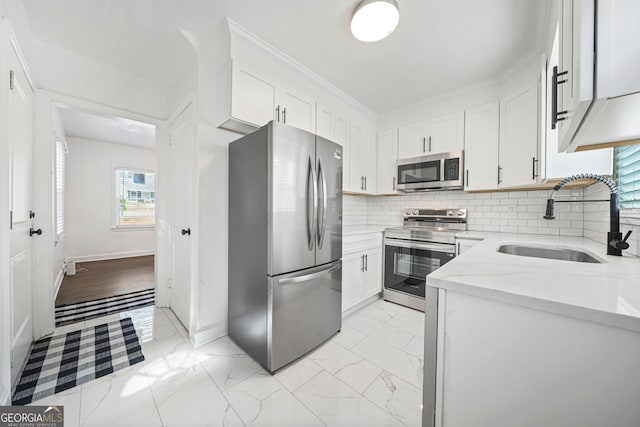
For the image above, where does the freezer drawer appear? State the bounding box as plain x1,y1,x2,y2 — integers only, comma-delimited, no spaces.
268,260,342,372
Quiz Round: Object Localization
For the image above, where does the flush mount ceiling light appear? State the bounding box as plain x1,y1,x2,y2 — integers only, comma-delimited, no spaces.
350,0,399,42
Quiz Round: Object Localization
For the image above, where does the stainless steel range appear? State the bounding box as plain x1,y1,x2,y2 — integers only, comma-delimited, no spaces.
383,208,467,311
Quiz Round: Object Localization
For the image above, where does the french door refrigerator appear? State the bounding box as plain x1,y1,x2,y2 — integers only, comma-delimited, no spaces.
228,121,343,373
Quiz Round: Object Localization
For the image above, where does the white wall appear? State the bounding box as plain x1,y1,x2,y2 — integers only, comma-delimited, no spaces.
64,137,156,261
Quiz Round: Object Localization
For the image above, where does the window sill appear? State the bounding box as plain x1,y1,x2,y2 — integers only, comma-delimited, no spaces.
111,225,156,232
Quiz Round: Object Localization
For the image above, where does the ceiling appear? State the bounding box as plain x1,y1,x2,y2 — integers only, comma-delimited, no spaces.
21,0,550,114
58,106,156,150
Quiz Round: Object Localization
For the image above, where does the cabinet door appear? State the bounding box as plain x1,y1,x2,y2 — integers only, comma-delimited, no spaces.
361,129,376,193
279,88,314,132
398,123,425,159
342,252,364,312
464,103,499,191
348,123,364,192
376,129,399,194
334,115,350,191
557,0,595,150
316,103,333,140
225,64,275,131
426,111,465,153
361,248,382,300
499,83,539,188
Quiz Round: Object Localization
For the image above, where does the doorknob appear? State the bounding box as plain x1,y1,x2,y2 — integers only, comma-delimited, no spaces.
29,228,42,236
181,228,191,236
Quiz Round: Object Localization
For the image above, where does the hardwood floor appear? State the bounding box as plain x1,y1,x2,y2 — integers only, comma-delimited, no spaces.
55,255,155,305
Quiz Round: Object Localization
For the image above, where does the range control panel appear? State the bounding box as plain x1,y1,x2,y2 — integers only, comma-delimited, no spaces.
403,208,467,220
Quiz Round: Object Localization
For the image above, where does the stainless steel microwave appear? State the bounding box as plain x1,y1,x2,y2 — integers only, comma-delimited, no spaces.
396,150,464,192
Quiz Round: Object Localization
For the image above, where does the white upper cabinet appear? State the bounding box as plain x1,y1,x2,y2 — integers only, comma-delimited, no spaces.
464,102,499,191
398,111,464,159
315,102,334,140
426,111,465,153
398,122,426,159
556,0,640,152
216,59,276,134
347,122,376,194
276,86,314,132
499,83,539,188
376,129,399,194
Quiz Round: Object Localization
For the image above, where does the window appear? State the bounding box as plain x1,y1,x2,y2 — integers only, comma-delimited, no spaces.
615,144,640,210
55,140,67,239
114,168,156,227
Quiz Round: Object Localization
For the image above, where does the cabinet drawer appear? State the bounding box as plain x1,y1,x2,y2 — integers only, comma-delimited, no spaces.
343,232,382,255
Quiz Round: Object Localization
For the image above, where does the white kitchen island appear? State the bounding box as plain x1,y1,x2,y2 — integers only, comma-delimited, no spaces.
423,233,640,427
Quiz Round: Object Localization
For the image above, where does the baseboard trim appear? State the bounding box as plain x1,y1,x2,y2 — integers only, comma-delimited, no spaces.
342,293,382,319
190,320,228,348
71,250,155,263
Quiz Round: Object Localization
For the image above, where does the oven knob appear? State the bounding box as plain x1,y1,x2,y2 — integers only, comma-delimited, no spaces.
412,209,418,215
447,211,453,216
405,209,411,216
457,210,464,216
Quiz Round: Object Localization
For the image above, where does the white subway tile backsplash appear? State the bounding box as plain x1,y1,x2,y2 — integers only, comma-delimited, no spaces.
346,188,585,236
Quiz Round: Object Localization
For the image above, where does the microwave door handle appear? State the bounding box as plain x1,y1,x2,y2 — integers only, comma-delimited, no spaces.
317,158,327,248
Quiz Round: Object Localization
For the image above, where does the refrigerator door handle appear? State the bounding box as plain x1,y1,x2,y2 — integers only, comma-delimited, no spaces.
279,262,341,285
306,156,317,250
317,158,327,248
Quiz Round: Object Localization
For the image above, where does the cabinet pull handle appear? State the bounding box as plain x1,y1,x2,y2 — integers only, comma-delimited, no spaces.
532,157,539,180
364,176,367,191
365,254,368,271
497,166,502,185
428,136,432,152
360,254,365,272
276,105,280,122
422,137,426,152
551,66,568,129
283,107,287,124
465,169,469,187
456,242,461,255
393,176,396,190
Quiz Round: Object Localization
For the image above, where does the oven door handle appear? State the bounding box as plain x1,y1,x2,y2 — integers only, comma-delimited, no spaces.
385,239,456,254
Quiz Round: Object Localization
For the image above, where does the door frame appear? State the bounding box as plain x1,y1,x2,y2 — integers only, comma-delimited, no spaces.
31,91,171,341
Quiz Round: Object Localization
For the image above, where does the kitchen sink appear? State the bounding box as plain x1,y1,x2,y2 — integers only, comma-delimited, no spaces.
497,244,602,263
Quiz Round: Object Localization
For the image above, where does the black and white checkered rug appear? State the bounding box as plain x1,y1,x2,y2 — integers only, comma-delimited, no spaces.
12,317,145,405
55,288,155,326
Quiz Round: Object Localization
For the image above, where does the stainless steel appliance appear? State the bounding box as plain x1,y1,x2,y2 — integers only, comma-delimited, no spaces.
383,208,467,311
228,121,343,373
396,150,464,192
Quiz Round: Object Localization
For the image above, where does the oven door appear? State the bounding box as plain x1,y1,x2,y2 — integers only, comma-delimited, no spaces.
384,239,455,298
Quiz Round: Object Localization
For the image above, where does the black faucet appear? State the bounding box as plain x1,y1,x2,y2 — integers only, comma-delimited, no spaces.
543,173,632,256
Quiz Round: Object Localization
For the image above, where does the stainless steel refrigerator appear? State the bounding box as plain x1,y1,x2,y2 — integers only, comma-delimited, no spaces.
228,121,342,373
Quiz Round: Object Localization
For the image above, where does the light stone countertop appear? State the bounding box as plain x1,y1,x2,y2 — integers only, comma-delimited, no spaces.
342,225,386,236
428,232,640,332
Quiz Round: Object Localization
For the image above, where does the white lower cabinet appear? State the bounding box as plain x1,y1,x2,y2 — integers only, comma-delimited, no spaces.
342,232,382,312
455,237,482,256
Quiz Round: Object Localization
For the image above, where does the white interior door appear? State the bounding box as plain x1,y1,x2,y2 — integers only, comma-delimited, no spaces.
8,48,35,383
169,103,195,331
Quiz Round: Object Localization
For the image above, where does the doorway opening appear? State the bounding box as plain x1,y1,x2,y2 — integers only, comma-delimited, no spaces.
52,104,158,326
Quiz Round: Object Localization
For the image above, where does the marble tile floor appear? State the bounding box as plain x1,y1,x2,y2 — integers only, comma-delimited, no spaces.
28,298,425,427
